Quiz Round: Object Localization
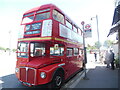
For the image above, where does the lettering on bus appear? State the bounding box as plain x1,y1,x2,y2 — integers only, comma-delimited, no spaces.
25,22,41,35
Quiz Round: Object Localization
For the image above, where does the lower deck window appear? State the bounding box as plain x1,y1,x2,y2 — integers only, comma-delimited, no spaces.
67,48,73,56
17,42,28,58
50,44,64,56
74,48,79,55
30,42,45,57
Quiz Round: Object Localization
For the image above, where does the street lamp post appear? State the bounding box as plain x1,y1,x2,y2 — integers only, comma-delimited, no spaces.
91,15,100,61
81,21,89,80
9,30,11,55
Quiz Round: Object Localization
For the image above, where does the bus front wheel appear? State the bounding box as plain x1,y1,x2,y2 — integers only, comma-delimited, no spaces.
50,71,64,88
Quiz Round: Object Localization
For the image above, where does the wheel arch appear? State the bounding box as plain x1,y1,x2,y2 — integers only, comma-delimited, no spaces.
52,67,65,81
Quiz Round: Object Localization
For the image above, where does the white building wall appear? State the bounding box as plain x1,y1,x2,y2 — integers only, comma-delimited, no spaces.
112,44,118,58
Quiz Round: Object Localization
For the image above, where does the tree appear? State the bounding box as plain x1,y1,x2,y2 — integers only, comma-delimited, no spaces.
103,40,114,48
94,41,101,49
12,49,17,52
6,48,10,51
87,44,96,50
0,46,6,50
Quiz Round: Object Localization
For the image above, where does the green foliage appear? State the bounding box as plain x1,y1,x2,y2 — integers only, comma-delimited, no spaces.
94,41,101,49
103,40,114,48
114,57,119,64
0,46,6,50
12,49,17,52
87,41,101,50
6,48,10,51
0,46,16,52
87,44,96,50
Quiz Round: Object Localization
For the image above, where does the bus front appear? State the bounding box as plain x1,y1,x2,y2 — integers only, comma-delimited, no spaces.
15,5,63,87
16,41,57,86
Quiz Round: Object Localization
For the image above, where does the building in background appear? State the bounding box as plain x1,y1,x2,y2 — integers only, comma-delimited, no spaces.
108,0,120,65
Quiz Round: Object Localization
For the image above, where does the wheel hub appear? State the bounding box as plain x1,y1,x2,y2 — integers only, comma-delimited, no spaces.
55,76,62,86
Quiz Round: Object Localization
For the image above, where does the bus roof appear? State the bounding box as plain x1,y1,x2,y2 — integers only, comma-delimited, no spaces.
24,4,61,14
24,3,82,31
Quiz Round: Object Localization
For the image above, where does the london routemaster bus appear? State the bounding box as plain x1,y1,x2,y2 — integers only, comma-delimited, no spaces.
15,4,84,88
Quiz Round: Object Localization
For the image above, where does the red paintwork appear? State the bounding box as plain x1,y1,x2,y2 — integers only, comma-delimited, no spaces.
20,56,61,69
37,62,65,85
24,4,63,16
16,4,84,87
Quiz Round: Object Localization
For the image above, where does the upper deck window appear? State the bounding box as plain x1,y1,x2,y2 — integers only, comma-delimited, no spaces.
53,10,64,24
37,9,50,13
23,12,34,17
35,12,50,21
22,9,50,24
22,15,34,24
66,20,72,29
78,28,82,35
73,25,78,33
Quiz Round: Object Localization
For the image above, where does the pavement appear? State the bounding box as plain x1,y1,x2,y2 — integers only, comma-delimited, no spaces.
63,53,119,89
76,63,118,88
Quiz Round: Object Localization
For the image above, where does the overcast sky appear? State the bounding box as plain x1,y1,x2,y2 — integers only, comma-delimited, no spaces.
0,0,115,48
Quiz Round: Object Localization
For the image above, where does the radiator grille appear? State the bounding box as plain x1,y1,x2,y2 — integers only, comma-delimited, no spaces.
20,67,35,84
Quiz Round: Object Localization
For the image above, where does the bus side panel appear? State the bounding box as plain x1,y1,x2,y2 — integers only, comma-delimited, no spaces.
65,56,75,78
72,56,83,74
52,20,59,37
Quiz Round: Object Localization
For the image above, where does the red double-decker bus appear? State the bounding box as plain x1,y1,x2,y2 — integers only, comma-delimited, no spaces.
16,4,84,88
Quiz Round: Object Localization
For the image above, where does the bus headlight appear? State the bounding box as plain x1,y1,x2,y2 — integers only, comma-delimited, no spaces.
15,68,19,73
40,72,46,79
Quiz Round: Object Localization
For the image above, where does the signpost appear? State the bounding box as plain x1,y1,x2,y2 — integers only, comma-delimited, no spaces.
81,21,89,80
84,24,92,38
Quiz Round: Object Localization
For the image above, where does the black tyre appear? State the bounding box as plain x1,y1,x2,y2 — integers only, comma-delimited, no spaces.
50,71,64,89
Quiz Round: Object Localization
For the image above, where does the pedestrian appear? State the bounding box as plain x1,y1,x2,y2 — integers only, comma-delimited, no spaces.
105,50,110,68
100,51,104,64
109,50,115,70
94,52,97,62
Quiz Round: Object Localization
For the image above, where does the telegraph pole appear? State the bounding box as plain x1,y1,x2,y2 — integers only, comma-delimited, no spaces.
96,15,100,59
9,30,11,55
91,15,100,61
